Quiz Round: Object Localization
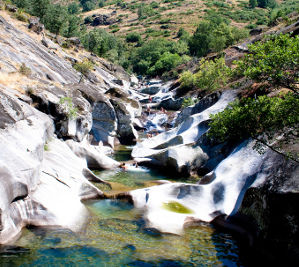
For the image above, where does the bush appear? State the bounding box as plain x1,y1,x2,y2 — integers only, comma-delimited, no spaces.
208,93,299,160
235,34,299,93
126,32,141,43
148,52,182,76
189,20,249,57
179,58,231,92
19,63,31,76
80,29,124,61
68,2,80,14
73,59,93,76
59,97,78,119
13,9,29,22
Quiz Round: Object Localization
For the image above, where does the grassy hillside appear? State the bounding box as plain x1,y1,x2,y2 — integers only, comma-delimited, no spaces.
6,0,299,77
65,0,298,38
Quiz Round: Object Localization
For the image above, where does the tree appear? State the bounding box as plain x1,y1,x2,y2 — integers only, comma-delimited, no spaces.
68,2,80,14
189,20,248,57
258,0,277,8
12,0,30,9
208,93,299,162
126,32,141,43
31,0,50,18
235,34,299,93
249,0,258,8
42,4,68,35
179,58,231,91
149,52,182,76
189,21,212,57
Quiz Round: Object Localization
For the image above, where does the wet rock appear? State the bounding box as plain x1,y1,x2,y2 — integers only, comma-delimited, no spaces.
132,91,237,175
92,99,117,148
66,138,119,170
129,140,272,234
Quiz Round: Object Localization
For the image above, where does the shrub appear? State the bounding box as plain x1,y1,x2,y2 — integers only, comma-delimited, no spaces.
179,58,231,92
19,63,31,76
148,52,182,76
13,9,29,22
189,20,249,57
235,34,299,93
68,2,80,14
73,59,93,76
59,97,78,119
126,32,141,43
182,97,197,108
208,93,299,161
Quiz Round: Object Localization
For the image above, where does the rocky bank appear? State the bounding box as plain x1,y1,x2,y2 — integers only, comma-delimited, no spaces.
0,7,298,264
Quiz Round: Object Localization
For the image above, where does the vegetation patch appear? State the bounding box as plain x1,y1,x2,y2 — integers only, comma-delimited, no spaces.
162,201,194,214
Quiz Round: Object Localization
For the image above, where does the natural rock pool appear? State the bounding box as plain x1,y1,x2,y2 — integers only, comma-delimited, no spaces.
0,146,245,266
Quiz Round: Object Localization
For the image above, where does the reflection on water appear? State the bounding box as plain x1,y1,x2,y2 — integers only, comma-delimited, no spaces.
0,146,245,266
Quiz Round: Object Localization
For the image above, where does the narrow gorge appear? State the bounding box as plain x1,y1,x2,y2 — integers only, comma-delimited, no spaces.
0,4,298,266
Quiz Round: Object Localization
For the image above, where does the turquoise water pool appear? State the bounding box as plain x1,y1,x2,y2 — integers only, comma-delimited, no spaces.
0,146,245,266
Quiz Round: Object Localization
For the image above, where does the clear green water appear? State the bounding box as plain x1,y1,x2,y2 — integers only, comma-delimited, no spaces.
0,146,244,266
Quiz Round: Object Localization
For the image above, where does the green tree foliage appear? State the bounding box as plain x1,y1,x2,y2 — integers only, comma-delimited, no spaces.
12,0,30,9
79,0,97,11
31,0,50,18
42,4,68,35
179,58,231,91
68,2,80,14
130,38,188,75
258,0,277,8
126,32,141,43
249,0,258,8
235,34,299,93
177,28,190,42
208,93,299,161
80,29,125,63
189,19,248,57
148,52,183,76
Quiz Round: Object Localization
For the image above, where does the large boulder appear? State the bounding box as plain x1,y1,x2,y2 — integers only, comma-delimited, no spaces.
0,90,107,244
236,153,299,264
129,140,271,234
158,97,183,111
28,85,92,142
140,86,160,95
175,91,221,126
110,98,138,145
28,17,44,34
132,90,237,175
92,99,117,148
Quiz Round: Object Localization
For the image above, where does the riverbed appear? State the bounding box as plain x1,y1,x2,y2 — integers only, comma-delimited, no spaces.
0,146,245,266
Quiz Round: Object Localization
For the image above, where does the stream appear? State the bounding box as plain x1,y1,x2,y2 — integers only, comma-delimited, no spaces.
0,146,245,266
